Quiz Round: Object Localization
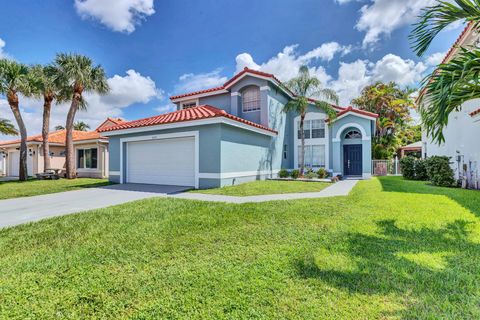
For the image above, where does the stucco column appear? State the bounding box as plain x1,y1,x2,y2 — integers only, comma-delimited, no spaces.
230,93,240,116
332,140,342,175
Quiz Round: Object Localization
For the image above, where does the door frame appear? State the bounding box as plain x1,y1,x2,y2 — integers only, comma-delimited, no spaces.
120,131,199,189
343,144,363,177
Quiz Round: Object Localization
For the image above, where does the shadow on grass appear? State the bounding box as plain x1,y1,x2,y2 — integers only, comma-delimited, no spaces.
295,218,480,318
378,176,480,217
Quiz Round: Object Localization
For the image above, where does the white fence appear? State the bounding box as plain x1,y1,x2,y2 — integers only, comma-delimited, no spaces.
372,158,401,176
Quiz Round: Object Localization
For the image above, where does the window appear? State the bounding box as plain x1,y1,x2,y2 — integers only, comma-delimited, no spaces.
181,100,197,109
345,130,362,140
298,145,325,168
297,120,311,139
242,87,261,112
283,144,288,160
77,148,98,169
311,120,325,138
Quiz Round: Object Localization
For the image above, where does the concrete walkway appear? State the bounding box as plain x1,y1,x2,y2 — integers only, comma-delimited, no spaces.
171,179,358,204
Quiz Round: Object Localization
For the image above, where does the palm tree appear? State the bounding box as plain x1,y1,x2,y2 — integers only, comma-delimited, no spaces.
73,121,90,131
410,0,480,143
0,59,32,180
283,66,338,176
54,54,109,179
30,64,61,171
54,125,65,131
0,119,17,135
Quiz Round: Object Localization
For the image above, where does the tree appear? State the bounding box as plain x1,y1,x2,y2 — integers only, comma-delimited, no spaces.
283,66,338,176
73,121,90,131
410,0,480,143
0,59,32,180
54,54,109,179
54,125,65,131
352,82,416,159
0,119,18,135
30,64,61,171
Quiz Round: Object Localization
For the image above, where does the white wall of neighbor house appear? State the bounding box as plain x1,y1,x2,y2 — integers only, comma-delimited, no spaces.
422,98,480,182
0,152,5,175
74,143,109,178
37,145,67,173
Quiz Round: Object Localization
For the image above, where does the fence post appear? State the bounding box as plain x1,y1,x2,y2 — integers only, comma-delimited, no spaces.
394,155,398,175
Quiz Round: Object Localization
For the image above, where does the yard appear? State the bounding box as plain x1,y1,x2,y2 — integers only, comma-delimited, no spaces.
1,177,480,318
0,178,111,200
190,180,331,196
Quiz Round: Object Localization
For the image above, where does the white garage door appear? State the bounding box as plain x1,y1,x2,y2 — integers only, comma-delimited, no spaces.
8,151,33,177
126,137,196,186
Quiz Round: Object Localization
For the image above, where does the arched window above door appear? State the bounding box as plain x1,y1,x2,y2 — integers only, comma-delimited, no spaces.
344,130,362,140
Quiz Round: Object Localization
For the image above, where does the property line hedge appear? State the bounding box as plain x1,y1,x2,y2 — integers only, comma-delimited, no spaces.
400,156,455,187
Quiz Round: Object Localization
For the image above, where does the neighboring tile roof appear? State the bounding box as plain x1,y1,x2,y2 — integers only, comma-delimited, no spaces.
399,141,422,150
0,130,106,146
470,108,480,117
96,117,127,131
326,106,378,122
97,105,278,134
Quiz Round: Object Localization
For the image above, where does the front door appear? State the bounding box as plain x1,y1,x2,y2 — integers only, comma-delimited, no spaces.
343,144,362,176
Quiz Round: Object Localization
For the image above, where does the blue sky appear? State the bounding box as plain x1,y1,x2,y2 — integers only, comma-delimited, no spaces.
0,0,465,138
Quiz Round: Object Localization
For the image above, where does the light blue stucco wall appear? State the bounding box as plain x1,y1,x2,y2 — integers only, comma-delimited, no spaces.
199,94,231,113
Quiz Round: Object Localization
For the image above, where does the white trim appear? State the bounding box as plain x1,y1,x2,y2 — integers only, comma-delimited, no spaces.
73,139,108,145
334,122,369,141
331,111,377,123
199,169,280,179
293,113,329,170
362,173,372,179
171,89,229,103
101,117,277,137
260,86,270,91
231,92,241,97
120,131,200,189
109,171,120,176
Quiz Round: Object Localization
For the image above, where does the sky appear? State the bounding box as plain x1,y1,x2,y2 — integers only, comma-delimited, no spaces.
0,0,466,140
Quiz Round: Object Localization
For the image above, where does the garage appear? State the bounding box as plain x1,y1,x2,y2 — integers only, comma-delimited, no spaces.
8,151,33,177
126,136,196,186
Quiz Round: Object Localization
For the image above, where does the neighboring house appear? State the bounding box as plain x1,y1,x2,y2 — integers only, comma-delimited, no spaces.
421,23,480,185
0,118,123,178
398,141,422,159
0,151,5,176
99,68,378,189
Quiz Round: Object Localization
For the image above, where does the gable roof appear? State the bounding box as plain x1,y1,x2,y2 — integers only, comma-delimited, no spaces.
96,117,127,131
326,106,378,123
97,105,278,135
0,130,107,147
470,108,480,117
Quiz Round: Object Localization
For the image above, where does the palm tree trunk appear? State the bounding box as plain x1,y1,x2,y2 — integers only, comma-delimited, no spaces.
299,113,306,176
42,97,52,172
65,97,79,179
7,90,28,181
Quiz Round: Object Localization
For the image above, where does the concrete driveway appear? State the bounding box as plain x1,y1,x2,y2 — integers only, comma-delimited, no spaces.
0,184,191,229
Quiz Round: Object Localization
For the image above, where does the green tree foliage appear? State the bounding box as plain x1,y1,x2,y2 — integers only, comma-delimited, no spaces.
0,118,17,136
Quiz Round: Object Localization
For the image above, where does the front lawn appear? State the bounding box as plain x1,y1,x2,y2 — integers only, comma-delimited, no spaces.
191,180,331,196
0,178,111,200
1,177,480,318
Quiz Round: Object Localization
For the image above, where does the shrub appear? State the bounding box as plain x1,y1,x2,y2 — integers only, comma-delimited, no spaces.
305,171,317,179
278,169,289,178
317,168,328,179
291,169,300,179
414,159,428,181
425,156,455,187
400,156,416,180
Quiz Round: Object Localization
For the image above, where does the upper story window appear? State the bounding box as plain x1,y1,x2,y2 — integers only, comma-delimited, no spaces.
297,120,325,139
181,100,197,109
242,87,261,112
345,130,362,140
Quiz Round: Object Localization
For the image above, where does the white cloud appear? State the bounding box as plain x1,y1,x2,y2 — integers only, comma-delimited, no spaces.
154,104,176,114
371,54,426,86
0,69,162,141
0,38,9,59
355,0,437,48
425,52,447,66
74,0,155,33
174,69,228,93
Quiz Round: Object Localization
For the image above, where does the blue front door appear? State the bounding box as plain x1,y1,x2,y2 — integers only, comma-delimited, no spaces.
344,144,362,176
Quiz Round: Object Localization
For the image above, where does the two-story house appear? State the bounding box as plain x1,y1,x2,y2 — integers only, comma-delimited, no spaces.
99,68,377,189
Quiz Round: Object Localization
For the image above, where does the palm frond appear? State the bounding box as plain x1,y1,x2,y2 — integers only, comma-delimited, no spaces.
410,0,480,57
0,118,18,135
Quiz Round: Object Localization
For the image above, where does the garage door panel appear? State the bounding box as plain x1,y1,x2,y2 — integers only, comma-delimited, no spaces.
126,137,195,186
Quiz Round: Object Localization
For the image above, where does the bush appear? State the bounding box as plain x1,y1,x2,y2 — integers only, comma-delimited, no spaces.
414,159,428,181
278,169,289,178
291,169,300,179
317,168,328,179
400,157,416,180
425,156,455,187
305,171,317,179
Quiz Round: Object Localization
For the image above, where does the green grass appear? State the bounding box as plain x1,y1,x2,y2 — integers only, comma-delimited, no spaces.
190,180,331,196
1,177,480,318
0,178,111,200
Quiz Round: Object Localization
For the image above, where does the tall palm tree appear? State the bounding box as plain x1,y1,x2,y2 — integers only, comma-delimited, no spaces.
283,66,338,176
0,118,17,135
54,125,65,131
73,121,90,131
410,0,480,143
54,54,109,179
0,59,32,180
30,64,61,171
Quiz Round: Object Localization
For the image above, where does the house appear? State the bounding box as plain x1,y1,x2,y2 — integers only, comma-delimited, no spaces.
421,22,480,186
99,68,378,189
0,118,123,178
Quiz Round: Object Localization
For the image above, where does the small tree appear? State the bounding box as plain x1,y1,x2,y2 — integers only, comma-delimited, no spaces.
73,121,91,131
283,66,338,176
0,119,17,135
